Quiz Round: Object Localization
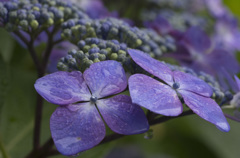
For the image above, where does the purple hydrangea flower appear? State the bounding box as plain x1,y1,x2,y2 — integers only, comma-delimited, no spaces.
171,27,240,88
128,49,230,132
71,0,118,19
34,60,149,156
47,41,77,73
143,15,172,35
204,0,227,18
213,15,240,52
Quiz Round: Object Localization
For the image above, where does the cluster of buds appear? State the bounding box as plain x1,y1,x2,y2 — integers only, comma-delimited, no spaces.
0,0,88,32
61,18,176,59
57,37,131,72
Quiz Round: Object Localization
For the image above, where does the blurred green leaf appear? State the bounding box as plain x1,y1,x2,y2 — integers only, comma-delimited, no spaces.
0,29,15,63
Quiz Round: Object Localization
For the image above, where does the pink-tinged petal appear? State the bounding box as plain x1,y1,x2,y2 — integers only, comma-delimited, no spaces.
128,49,174,85
97,95,149,135
173,71,213,97
179,90,230,132
50,102,105,156
83,60,127,98
129,74,182,116
234,75,240,91
34,71,91,105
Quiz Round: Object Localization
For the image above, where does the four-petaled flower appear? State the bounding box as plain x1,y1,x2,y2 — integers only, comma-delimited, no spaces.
34,60,149,156
128,49,230,132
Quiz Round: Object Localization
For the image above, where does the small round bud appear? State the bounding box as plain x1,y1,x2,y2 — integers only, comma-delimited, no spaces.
30,20,39,29
110,53,118,60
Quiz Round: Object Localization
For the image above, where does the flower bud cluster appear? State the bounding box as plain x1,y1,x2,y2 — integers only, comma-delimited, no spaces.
167,64,232,102
61,18,176,59
142,9,209,32
0,0,88,32
57,37,131,72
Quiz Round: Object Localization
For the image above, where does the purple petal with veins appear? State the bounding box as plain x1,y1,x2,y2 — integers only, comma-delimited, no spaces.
173,71,213,97
179,90,230,132
128,49,174,85
97,95,149,135
83,60,127,98
129,74,182,116
50,102,105,156
34,71,91,105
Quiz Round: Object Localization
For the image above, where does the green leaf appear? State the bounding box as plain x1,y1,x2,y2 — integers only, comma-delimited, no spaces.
0,28,15,63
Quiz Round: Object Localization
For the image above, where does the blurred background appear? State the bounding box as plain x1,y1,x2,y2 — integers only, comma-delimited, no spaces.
1,0,240,158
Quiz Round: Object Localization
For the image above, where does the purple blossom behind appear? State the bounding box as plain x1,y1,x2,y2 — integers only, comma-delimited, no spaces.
170,27,240,90
47,41,77,73
128,49,230,132
34,60,149,156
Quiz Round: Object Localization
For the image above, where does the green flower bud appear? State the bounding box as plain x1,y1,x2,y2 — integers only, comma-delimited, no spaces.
110,53,118,60
30,20,39,30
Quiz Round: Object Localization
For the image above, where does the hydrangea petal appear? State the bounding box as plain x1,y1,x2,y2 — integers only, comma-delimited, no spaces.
83,60,127,98
97,95,149,134
34,71,91,105
128,49,174,85
182,27,211,53
50,102,106,156
234,75,240,91
173,71,213,97
129,74,182,116
179,90,230,132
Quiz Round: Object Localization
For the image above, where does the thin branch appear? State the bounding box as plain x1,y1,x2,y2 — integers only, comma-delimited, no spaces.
149,110,194,126
224,113,240,122
41,26,60,71
33,94,44,151
13,31,43,77
53,38,64,45
26,138,54,158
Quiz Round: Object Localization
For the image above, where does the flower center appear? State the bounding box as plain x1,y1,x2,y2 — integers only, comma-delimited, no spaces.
90,96,98,104
172,82,180,89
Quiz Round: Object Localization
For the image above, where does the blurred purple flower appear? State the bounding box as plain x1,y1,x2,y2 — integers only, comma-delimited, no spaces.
204,0,227,17
128,49,230,132
71,0,118,19
34,60,149,156
171,27,240,86
144,15,172,35
213,15,240,52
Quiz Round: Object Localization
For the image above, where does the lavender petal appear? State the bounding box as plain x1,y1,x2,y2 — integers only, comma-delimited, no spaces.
173,71,213,97
128,49,174,85
234,75,240,91
97,95,149,135
182,27,211,53
129,74,182,116
50,102,105,156
83,60,127,98
34,71,91,105
179,90,230,132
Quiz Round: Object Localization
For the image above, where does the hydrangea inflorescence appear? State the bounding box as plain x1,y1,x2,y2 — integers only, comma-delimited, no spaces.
61,18,176,59
0,0,88,31
34,60,149,155
128,49,230,132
